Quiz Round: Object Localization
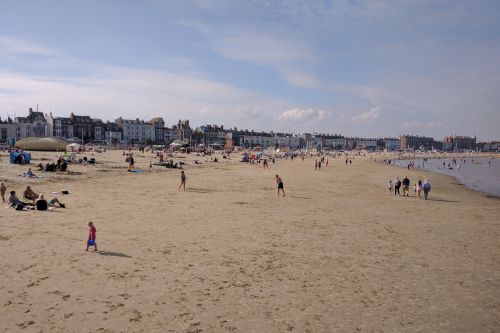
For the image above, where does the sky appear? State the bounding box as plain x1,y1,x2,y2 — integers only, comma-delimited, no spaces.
1,0,499,140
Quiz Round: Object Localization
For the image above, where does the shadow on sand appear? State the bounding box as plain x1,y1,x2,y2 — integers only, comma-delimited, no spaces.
97,251,131,258
426,197,460,203
289,196,312,200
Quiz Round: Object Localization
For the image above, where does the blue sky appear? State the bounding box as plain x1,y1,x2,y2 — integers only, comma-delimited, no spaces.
1,0,499,140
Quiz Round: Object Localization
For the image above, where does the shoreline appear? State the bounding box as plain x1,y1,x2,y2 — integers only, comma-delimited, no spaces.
384,156,500,198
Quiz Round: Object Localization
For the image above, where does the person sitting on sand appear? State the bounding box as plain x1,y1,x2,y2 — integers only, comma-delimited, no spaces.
8,191,31,209
26,168,36,178
24,185,38,203
35,194,65,210
1,182,6,203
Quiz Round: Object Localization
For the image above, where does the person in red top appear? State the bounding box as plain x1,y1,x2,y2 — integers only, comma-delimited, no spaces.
86,221,98,251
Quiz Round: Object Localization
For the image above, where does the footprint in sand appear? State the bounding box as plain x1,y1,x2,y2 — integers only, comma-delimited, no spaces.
16,321,35,329
129,309,142,322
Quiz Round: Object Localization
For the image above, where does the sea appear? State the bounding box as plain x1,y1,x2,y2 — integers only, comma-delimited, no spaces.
391,157,500,197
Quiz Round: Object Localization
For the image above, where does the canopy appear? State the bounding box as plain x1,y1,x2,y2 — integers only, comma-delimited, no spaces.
66,143,81,152
169,140,190,148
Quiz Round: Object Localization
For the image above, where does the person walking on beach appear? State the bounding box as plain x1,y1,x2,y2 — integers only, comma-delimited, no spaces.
86,221,97,251
423,179,431,200
394,177,401,196
0,182,6,203
416,180,422,199
402,176,410,196
275,174,285,197
178,170,187,191
388,179,393,196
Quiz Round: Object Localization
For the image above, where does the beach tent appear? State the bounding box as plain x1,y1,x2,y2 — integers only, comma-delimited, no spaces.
169,140,190,149
66,143,81,152
9,151,31,164
171,140,190,147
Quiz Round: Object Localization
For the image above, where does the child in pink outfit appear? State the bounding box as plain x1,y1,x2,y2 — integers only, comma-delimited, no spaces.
86,221,98,251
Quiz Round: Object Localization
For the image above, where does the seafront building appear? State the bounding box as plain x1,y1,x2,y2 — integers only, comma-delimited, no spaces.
399,135,443,151
14,108,48,137
0,107,496,150
443,135,477,151
115,117,155,144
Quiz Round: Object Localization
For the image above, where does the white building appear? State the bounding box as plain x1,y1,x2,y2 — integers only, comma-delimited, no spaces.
46,113,74,139
14,108,48,137
274,134,302,148
164,127,178,144
115,117,155,143
322,136,347,149
242,132,274,148
0,120,37,144
355,139,378,149
384,138,401,151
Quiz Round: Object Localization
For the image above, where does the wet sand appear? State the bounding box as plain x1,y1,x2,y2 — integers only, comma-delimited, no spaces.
1,150,499,332
391,156,500,197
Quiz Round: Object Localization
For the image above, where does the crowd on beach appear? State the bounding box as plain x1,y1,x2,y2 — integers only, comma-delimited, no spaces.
8,147,496,256
388,177,431,199
1,182,65,211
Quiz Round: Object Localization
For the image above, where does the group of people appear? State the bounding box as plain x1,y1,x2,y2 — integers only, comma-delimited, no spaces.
1,183,65,211
314,157,328,170
389,177,431,199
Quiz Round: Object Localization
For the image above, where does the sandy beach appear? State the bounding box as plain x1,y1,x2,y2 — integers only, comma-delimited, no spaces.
1,150,499,332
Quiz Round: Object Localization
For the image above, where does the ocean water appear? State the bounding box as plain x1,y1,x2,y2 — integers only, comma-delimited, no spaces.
391,157,500,197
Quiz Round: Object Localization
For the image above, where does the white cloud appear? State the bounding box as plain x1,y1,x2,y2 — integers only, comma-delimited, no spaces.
278,108,331,123
351,107,380,122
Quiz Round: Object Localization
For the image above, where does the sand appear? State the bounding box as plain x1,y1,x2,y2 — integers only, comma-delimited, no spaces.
1,150,499,332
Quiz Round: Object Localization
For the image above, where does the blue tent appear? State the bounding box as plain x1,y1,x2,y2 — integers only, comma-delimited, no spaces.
9,151,31,164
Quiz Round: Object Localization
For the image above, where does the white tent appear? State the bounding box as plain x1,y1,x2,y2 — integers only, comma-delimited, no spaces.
66,143,81,152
